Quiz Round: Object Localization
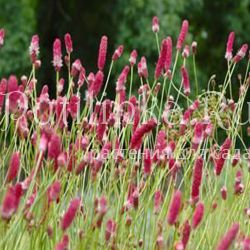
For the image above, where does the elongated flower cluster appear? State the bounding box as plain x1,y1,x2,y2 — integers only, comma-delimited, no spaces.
53,38,63,71
98,36,108,71
181,66,190,96
0,28,5,47
225,32,235,61
215,223,239,250
190,156,203,203
6,152,20,182
176,20,189,50
61,197,81,231
167,190,182,225
29,35,40,63
130,118,157,149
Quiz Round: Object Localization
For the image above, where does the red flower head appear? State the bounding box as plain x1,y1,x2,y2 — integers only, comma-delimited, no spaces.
232,151,240,167
167,190,182,225
98,35,108,71
71,59,82,77
191,156,203,203
215,223,239,250
181,220,191,249
176,20,189,50
77,67,86,88
105,219,116,241
130,119,157,150
64,33,73,54
29,35,39,63
55,234,69,250
152,16,160,33
242,237,250,250
140,56,148,79
116,65,130,92
221,186,227,200
192,122,203,149
215,138,232,176
1,183,23,220
192,202,204,229
61,198,81,231
112,45,124,61
68,95,80,120
153,130,167,162
155,39,168,79
53,38,63,71
154,190,163,214
143,148,152,176
0,78,7,111
233,44,248,63
48,134,62,160
225,32,235,61
89,70,104,98
165,36,172,72
96,99,112,142
182,45,190,58
6,152,20,182
181,66,190,96
0,28,5,47
47,181,61,203
94,195,108,227
179,109,192,135
129,49,138,66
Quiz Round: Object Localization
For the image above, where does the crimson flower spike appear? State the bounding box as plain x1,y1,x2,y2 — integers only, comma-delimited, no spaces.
97,35,108,71
233,44,248,63
47,181,61,203
61,197,81,231
155,39,168,79
181,220,191,249
176,20,189,50
105,219,116,242
112,45,124,61
152,16,160,33
1,183,23,220
165,36,172,72
215,137,232,176
55,234,69,250
53,38,63,71
0,28,5,47
190,156,203,203
129,49,138,66
64,33,73,54
6,152,20,183
167,190,182,225
143,148,152,176
129,118,157,150
6,152,20,182
225,32,235,61
192,202,204,229
181,66,190,96
29,35,39,64
215,223,239,250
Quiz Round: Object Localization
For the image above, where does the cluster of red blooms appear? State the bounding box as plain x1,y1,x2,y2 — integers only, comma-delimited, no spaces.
0,15,250,249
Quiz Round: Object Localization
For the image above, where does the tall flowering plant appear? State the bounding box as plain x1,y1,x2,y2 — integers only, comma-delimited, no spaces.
0,17,249,250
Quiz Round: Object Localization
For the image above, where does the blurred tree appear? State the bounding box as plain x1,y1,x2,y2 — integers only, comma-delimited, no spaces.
36,0,117,95
0,0,36,77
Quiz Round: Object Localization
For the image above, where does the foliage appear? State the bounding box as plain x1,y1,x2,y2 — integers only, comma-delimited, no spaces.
0,0,36,77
